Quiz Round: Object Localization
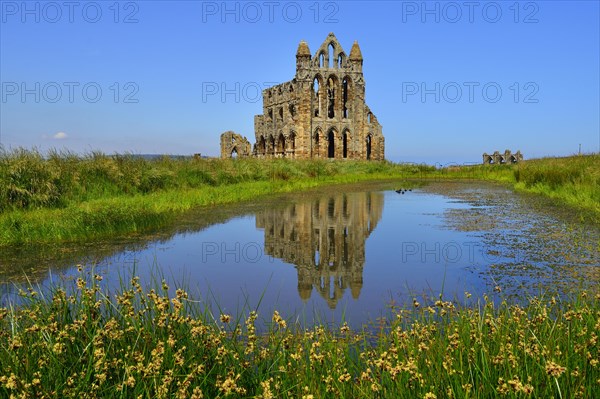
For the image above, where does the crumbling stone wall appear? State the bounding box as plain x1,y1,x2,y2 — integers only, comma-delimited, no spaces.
221,33,385,161
255,33,384,160
220,131,252,158
483,150,523,164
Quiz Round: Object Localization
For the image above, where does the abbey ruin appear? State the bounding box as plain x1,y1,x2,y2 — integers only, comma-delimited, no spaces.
220,131,252,158
482,150,523,164
220,33,384,160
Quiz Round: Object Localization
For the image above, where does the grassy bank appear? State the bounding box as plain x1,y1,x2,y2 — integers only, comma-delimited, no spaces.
0,148,433,245
1,149,598,245
429,154,600,221
1,272,598,398
511,154,600,220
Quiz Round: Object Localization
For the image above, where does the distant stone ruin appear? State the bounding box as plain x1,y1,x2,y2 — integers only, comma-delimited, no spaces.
220,33,384,160
482,150,523,164
220,131,252,158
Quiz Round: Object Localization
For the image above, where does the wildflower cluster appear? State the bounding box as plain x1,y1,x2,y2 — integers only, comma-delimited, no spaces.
0,272,598,398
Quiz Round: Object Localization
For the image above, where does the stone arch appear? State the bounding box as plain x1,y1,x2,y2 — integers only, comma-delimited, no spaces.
314,127,322,158
277,132,286,157
337,52,346,68
326,75,339,119
268,134,275,157
327,128,337,158
328,42,335,68
318,52,325,68
220,131,251,159
288,131,296,158
313,74,324,117
342,76,352,118
342,129,350,158
258,136,266,156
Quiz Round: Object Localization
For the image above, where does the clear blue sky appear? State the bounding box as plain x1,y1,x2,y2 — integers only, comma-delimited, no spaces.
1,0,599,164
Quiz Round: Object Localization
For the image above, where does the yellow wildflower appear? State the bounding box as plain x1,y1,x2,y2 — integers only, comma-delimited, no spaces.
545,361,566,377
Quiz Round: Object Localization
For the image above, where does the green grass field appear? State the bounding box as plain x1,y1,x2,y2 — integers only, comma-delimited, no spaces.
0,148,433,245
0,148,598,245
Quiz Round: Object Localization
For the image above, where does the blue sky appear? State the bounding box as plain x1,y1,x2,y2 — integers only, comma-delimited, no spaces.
1,0,599,164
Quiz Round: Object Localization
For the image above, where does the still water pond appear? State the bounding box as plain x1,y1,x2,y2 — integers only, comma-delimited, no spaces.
1,181,598,328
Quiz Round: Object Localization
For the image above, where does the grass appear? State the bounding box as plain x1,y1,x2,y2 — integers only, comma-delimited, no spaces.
0,148,433,246
423,154,600,221
511,154,600,220
1,151,598,397
1,148,598,246
0,270,598,398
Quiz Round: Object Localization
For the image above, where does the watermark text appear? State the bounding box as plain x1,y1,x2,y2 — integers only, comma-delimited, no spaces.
400,1,539,24
401,81,539,104
201,1,339,24
201,81,279,103
1,81,140,103
1,1,140,23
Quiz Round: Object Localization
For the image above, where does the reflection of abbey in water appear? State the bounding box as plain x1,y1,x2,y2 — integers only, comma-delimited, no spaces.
255,191,383,308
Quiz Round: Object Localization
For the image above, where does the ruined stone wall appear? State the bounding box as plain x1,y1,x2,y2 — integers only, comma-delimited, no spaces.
250,33,385,160
220,131,252,158
253,81,300,158
482,150,523,164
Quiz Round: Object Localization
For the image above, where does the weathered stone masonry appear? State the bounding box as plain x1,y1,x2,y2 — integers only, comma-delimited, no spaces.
482,150,523,164
221,33,384,160
220,131,252,158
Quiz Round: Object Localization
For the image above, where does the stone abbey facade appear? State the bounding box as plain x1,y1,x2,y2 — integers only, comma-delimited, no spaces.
221,33,384,160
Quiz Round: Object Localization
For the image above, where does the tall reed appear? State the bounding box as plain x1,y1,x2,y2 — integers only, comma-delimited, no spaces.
1,148,598,246
1,269,598,398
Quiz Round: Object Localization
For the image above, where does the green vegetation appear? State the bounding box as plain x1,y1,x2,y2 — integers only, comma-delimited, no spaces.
0,148,433,245
1,148,598,246
1,271,598,398
1,151,598,397
427,154,600,221
511,155,600,220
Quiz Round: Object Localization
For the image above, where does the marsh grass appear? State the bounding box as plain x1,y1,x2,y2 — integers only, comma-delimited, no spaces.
418,154,600,223
0,269,598,398
0,148,434,213
510,154,600,219
0,148,433,245
1,148,598,245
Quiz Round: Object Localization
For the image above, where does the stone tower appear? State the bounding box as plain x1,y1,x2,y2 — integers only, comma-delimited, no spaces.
222,33,384,160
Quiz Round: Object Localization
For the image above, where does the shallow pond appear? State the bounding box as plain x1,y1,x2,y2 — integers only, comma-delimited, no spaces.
1,181,598,328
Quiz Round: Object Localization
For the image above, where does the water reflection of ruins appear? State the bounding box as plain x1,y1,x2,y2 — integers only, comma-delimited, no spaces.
255,191,384,308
